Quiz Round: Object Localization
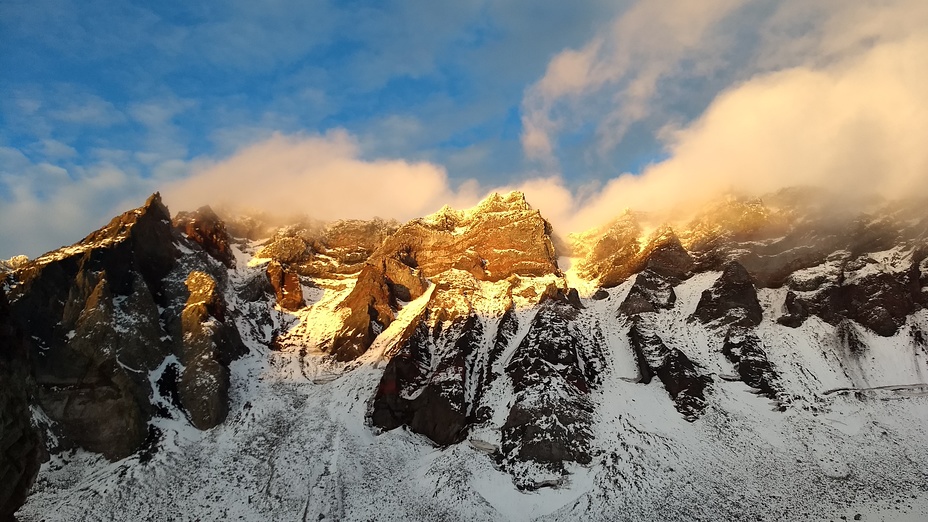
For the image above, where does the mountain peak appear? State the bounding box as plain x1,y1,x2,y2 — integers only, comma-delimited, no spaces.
421,191,536,232
475,190,531,213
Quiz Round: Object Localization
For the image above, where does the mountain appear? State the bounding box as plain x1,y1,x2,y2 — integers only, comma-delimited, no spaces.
2,190,928,521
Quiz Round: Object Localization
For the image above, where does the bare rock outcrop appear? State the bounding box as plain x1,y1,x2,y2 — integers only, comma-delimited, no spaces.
177,271,246,430
722,330,781,402
6,194,247,461
0,291,43,521
173,206,235,268
691,261,763,329
575,222,694,289
370,312,477,446
266,261,304,311
628,322,711,420
501,300,606,489
329,192,558,361
619,269,677,316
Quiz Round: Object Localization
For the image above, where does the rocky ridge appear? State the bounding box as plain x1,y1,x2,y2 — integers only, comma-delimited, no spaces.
3,188,928,520
3,194,251,466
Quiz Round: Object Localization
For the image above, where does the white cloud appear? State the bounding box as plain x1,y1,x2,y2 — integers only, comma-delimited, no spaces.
0,150,160,258
48,93,124,126
517,0,928,232
39,139,77,159
162,130,484,222
521,0,743,164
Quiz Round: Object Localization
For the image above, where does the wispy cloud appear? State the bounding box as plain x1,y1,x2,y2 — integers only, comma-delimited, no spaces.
521,0,743,165
0,146,162,258
162,130,483,222
518,0,928,232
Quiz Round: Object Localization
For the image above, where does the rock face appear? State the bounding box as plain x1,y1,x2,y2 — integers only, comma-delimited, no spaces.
381,192,558,282
328,191,558,361
257,236,308,265
574,221,692,288
619,269,677,316
6,186,928,510
371,311,475,446
266,261,304,311
365,193,600,489
329,264,396,361
691,262,763,329
501,299,605,488
173,206,235,268
793,268,918,336
628,322,711,420
722,330,780,401
5,193,247,461
0,291,43,521
302,218,400,276
0,256,29,275
177,271,246,429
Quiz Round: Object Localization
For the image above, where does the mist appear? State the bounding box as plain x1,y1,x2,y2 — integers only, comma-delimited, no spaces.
163,0,928,241
162,129,485,225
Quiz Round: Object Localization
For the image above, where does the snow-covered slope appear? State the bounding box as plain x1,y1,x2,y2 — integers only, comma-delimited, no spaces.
7,190,928,521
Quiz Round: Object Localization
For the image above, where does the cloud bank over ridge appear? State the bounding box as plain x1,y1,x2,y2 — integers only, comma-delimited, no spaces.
166,0,928,238
4,1,928,258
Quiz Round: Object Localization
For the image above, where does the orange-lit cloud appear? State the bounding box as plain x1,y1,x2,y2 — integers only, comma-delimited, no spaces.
518,0,928,233
166,1,928,239
162,130,483,222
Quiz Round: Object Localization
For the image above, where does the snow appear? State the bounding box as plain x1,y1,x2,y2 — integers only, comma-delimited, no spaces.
18,225,928,522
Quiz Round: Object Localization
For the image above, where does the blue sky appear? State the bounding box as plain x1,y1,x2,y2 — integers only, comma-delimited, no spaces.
2,0,926,258
1,1,631,183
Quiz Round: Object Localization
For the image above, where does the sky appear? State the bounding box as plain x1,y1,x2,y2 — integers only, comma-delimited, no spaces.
2,0,927,258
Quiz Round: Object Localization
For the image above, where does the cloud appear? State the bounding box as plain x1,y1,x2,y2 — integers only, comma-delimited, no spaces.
5,0,926,262
162,130,484,222
0,147,160,258
38,139,77,159
48,92,125,126
517,0,928,233
521,0,743,164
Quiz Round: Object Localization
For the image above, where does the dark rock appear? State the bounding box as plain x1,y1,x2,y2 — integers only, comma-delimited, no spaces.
371,312,478,446
835,320,867,355
501,301,605,486
470,307,519,423
173,206,235,268
643,230,694,282
619,270,676,316
565,288,584,308
0,291,44,521
722,329,780,400
8,195,180,460
6,194,248,461
591,288,609,300
777,291,808,327
628,322,711,420
691,262,763,329
237,270,274,303
912,325,926,347
817,272,914,336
